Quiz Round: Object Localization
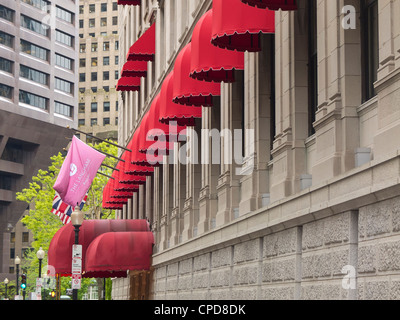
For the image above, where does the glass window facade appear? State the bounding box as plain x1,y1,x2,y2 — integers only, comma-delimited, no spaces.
19,90,48,110
20,40,49,61
20,65,49,85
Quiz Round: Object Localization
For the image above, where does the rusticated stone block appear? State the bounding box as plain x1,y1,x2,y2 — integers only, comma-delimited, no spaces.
234,239,260,263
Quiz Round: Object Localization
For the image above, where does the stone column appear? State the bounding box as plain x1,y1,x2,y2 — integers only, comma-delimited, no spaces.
312,0,362,185
270,7,308,201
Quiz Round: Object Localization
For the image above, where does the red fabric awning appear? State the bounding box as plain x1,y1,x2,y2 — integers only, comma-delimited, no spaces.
116,77,141,91
85,232,154,278
211,0,275,52
173,43,220,107
159,71,202,126
121,61,148,77
190,10,244,83
117,0,140,5
48,219,151,277
127,23,156,62
241,0,297,10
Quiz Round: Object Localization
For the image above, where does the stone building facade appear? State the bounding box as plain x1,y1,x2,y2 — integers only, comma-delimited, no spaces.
113,0,400,300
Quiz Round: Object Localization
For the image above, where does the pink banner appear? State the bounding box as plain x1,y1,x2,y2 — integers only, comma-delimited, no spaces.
53,136,106,207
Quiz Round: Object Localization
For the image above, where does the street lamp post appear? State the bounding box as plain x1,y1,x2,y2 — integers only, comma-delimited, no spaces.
4,278,8,300
15,256,20,297
71,205,84,301
37,247,45,300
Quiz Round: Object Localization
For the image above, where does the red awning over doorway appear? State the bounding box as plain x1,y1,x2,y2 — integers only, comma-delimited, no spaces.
84,231,154,278
127,23,156,62
211,0,275,52
190,10,244,83
48,219,151,277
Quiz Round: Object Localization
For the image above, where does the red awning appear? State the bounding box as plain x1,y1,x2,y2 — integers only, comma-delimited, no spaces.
121,61,148,77
85,232,154,278
211,0,275,52
190,10,244,83
117,0,140,5
48,219,151,277
173,43,220,107
159,71,202,126
241,0,297,10
138,95,176,157
127,23,156,62
116,77,141,91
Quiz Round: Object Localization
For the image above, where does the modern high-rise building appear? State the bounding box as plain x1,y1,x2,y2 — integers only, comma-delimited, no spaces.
108,0,400,300
0,0,78,283
78,0,119,143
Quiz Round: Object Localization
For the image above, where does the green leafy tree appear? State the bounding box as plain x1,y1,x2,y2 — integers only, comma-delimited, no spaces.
15,140,117,300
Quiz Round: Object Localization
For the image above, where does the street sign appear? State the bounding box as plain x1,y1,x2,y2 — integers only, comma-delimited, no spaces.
71,274,81,289
72,257,82,274
72,244,82,258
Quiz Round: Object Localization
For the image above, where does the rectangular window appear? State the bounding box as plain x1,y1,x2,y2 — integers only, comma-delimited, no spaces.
113,2,118,10
103,117,110,125
0,5,14,22
55,53,73,70
0,31,14,48
103,101,110,112
55,101,73,117
101,3,107,12
89,18,95,28
79,103,85,113
79,19,84,28
78,119,85,127
91,57,98,66
0,57,13,74
361,0,379,102
91,102,98,112
91,118,97,126
56,29,73,47
103,71,109,81
19,90,48,110
103,56,110,65
80,43,86,53
55,77,73,94
103,42,110,51
112,16,118,25
101,17,107,27
56,6,73,24
115,40,119,50
91,72,97,81
79,58,86,67
21,0,50,11
89,4,95,13
307,0,318,136
91,87,97,93
91,43,98,52
115,55,119,65
20,40,49,61
79,73,86,82
21,14,48,37
79,5,84,14
0,83,12,99
20,65,48,85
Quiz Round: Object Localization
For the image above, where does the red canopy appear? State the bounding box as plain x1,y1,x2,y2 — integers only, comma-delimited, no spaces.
48,219,151,277
190,10,244,83
121,60,148,77
241,0,297,10
116,77,141,91
173,43,220,107
159,71,202,126
127,23,155,62
117,0,140,5
85,232,154,278
211,0,275,52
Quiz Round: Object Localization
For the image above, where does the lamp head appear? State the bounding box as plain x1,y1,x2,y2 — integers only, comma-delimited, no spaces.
71,206,84,227
37,247,45,260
